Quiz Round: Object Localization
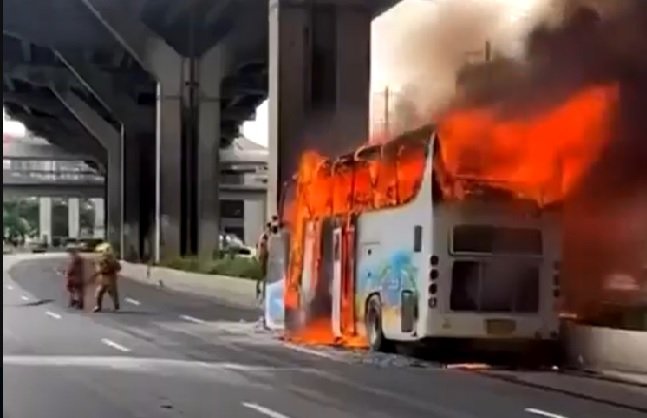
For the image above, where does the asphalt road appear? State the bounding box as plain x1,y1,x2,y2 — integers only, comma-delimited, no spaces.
4,256,646,418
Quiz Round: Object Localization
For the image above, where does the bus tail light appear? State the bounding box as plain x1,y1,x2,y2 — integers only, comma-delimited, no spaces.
428,283,438,295
429,255,439,307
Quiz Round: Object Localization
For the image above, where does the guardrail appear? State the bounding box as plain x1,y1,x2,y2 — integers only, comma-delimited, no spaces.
563,321,647,374
3,168,104,183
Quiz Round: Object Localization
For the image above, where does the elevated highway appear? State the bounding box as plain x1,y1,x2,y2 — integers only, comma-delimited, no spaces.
3,0,400,261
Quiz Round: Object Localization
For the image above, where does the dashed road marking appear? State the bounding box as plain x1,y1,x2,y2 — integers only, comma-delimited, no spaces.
6,285,14,290
100,338,131,353
20,295,30,301
125,297,141,306
242,402,292,418
45,311,62,320
525,407,568,418
179,314,206,325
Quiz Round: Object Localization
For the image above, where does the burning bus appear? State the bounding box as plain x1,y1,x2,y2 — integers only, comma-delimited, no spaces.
265,124,562,352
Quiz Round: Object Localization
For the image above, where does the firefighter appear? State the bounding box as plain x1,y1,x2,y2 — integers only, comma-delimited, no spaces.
256,222,272,299
92,242,121,312
65,247,85,309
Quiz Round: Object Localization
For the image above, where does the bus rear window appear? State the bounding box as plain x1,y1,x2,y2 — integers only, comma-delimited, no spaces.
452,225,543,255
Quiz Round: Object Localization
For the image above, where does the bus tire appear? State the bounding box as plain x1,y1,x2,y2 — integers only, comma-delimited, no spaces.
366,296,391,352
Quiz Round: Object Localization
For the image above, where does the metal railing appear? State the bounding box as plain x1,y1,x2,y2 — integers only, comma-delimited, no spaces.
3,168,104,183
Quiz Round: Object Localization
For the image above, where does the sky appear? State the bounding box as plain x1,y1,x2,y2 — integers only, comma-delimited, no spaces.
3,108,26,137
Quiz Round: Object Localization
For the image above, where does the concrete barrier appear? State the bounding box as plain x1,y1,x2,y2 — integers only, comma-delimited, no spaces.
119,261,259,310
563,321,647,374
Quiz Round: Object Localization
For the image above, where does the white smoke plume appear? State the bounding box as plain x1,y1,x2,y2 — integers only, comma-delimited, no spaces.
372,0,548,117
370,0,628,125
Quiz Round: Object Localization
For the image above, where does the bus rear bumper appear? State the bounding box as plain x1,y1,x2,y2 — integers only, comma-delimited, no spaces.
425,313,560,341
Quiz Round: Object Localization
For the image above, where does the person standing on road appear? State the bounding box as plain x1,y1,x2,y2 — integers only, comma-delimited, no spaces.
256,221,272,299
65,247,85,309
92,242,121,312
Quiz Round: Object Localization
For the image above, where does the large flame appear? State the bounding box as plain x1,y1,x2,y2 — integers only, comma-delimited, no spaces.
437,84,619,204
282,134,429,347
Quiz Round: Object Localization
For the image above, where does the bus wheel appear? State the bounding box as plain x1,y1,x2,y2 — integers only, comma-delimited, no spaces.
366,296,391,352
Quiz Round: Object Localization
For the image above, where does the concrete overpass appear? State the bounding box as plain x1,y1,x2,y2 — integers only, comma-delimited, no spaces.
5,132,269,165
3,166,268,201
3,0,399,261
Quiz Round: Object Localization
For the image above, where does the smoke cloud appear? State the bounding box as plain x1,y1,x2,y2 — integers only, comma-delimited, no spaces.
372,0,553,119
374,0,647,322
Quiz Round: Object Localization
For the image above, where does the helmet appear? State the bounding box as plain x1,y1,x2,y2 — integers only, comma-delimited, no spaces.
95,242,113,254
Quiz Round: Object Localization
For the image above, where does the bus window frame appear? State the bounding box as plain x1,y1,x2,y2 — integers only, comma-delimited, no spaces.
331,156,356,215
448,224,544,258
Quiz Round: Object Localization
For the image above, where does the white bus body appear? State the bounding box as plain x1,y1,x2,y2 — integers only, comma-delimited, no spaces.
353,133,561,348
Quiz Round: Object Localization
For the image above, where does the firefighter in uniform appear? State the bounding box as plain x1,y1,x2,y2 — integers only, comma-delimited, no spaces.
65,247,85,309
93,242,121,312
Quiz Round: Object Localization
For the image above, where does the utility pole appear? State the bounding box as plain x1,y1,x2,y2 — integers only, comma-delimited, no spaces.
384,86,390,139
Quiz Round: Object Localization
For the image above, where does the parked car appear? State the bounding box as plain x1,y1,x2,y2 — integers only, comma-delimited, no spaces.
65,237,102,253
28,238,48,253
219,234,256,258
78,238,103,252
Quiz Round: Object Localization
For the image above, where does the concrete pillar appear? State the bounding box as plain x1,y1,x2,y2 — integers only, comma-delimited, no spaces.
68,198,80,238
71,1,228,261
53,89,122,255
106,145,122,253
122,138,141,260
267,0,371,216
39,197,52,245
153,45,226,261
92,198,105,238
244,198,266,246
154,56,183,261
196,46,225,260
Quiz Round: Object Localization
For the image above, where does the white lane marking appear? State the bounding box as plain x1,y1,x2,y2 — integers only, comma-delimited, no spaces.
179,314,206,324
525,408,568,418
100,338,131,353
3,355,316,373
125,297,141,306
242,402,292,418
20,295,30,301
6,285,14,290
45,311,62,320
283,342,338,360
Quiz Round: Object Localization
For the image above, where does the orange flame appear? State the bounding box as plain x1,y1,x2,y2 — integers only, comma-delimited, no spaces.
438,84,620,203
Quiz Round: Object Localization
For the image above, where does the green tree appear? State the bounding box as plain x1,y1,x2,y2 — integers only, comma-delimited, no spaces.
3,199,36,240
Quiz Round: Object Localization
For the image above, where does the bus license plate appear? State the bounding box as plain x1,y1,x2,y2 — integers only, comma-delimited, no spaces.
485,319,516,335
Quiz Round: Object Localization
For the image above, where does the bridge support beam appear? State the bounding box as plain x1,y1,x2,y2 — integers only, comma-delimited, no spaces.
53,89,122,255
79,0,232,261
55,51,149,261
153,45,226,261
68,198,80,239
267,0,372,215
39,197,52,245
92,198,105,238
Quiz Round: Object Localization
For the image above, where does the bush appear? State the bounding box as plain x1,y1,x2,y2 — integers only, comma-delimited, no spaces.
160,255,262,280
